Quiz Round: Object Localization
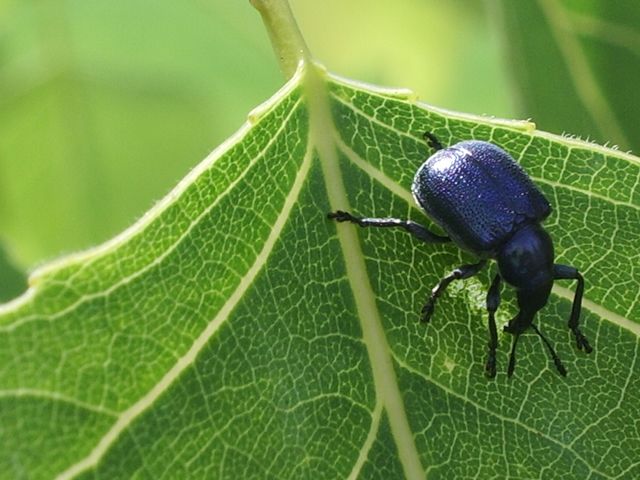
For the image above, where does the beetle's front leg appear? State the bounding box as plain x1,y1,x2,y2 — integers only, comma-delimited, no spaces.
327,210,450,244
421,260,487,323
553,264,593,353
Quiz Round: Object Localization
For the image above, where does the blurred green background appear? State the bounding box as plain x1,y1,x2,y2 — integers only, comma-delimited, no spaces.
1,0,638,299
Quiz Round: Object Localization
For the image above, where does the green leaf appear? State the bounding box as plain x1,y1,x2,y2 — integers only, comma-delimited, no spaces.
496,0,640,152
2,1,640,479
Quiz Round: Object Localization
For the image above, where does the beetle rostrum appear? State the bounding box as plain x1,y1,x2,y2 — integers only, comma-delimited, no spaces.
328,133,592,378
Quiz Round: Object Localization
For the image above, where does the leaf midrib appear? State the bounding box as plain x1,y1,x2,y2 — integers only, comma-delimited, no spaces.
305,63,425,480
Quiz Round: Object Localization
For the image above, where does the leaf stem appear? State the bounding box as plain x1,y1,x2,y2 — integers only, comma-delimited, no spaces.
250,0,312,77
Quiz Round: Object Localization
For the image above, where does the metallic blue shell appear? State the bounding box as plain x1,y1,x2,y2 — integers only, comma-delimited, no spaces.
411,140,551,256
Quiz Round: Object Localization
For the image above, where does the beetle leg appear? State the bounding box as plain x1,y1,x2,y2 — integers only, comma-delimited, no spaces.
485,274,501,379
507,333,520,377
553,264,593,353
421,260,487,323
327,211,450,244
422,131,444,152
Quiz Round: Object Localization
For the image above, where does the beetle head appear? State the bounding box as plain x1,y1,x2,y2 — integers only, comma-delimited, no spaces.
497,223,567,376
497,222,554,317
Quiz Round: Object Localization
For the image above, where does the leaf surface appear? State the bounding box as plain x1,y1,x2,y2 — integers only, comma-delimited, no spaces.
1,60,639,478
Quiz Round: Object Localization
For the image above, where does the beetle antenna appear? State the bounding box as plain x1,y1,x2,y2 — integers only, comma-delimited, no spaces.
507,334,520,377
531,323,567,376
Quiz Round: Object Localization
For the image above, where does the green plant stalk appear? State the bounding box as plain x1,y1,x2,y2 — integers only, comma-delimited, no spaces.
250,0,311,77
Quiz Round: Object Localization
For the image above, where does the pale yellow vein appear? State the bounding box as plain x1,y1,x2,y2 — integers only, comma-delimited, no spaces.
0,98,303,333
55,106,314,480
0,388,117,417
347,402,383,480
307,63,425,480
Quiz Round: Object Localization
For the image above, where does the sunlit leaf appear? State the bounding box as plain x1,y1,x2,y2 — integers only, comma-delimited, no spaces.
1,60,639,478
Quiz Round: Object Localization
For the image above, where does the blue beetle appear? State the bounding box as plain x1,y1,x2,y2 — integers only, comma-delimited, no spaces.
328,133,592,378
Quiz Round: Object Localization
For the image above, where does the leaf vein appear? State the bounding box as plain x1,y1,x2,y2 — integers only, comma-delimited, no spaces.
0,388,118,417
309,67,425,479
54,101,315,480
0,97,303,334
393,356,616,479
331,89,639,210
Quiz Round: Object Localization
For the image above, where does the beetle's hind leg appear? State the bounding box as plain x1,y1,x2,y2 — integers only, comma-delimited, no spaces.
327,211,450,244
422,132,444,152
421,260,487,323
553,264,593,353
485,274,501,379
507,333,521,377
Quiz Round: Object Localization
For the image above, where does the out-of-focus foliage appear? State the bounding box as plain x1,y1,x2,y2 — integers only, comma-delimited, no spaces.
292,0,514,118
0,0,282,267
497,0,640,153
0,243,25,301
